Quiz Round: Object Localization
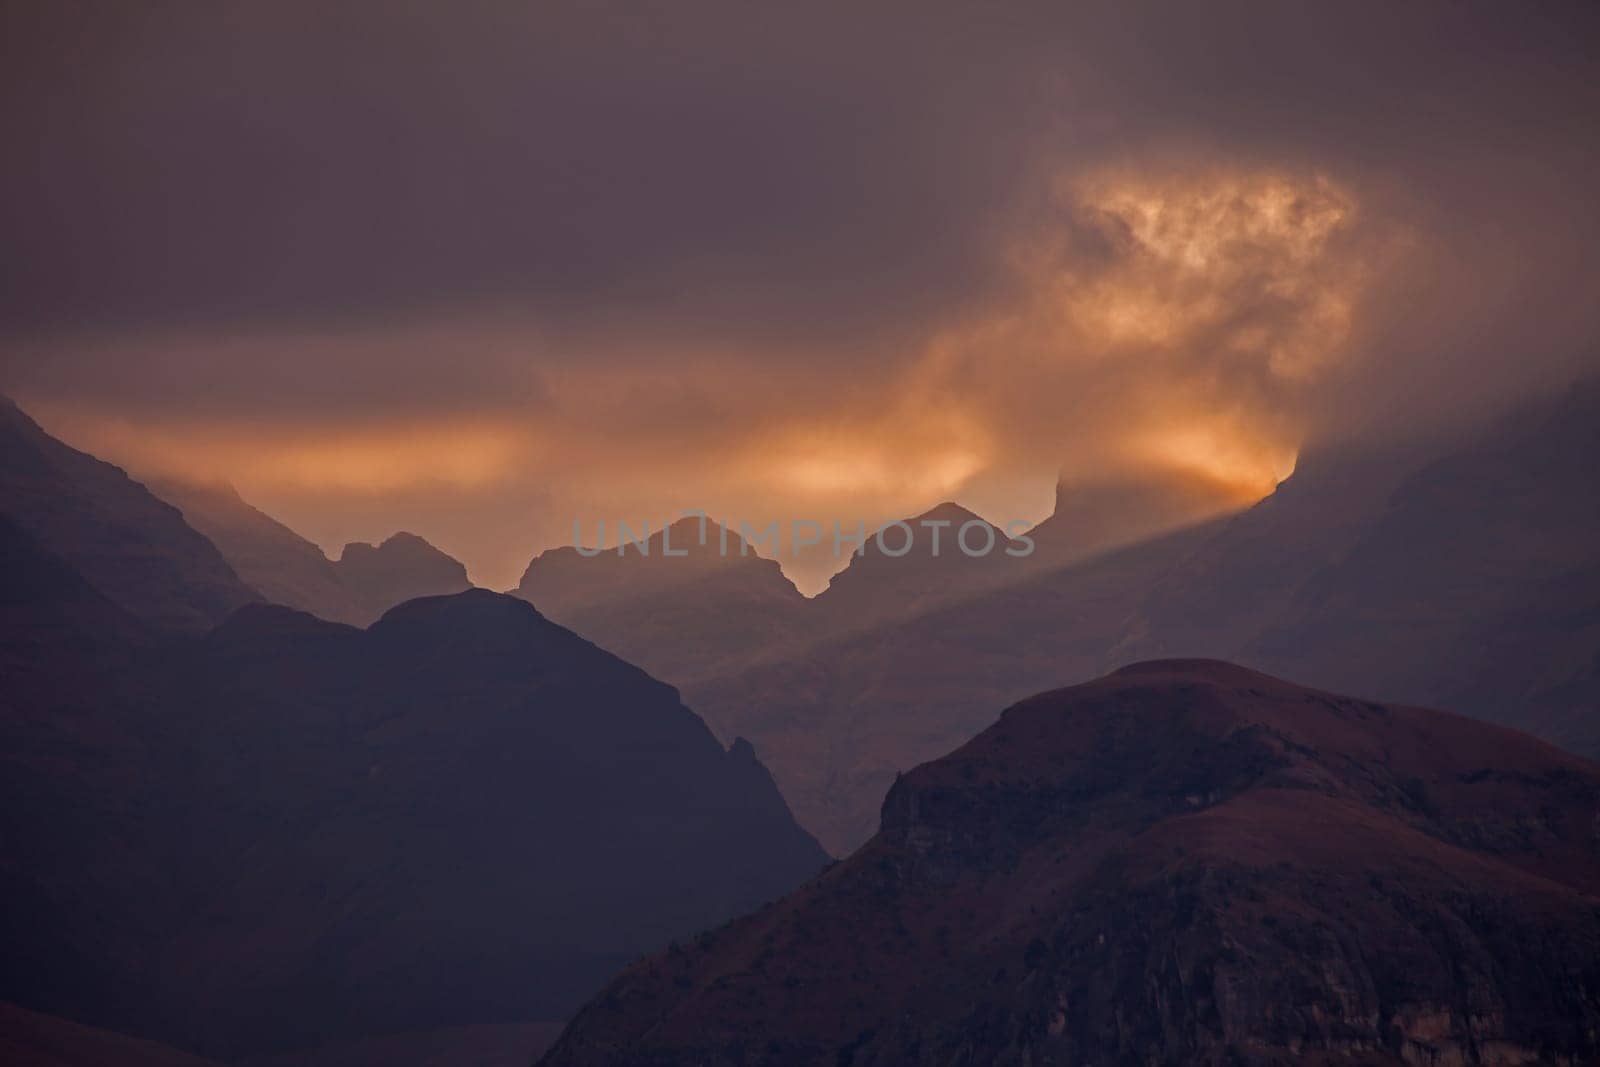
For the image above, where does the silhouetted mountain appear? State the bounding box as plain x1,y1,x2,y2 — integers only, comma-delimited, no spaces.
1,568,825,1059
149,479,364,624
513,517,808,684
545,662,1600,1066
0,396,258,629
333,532,472,621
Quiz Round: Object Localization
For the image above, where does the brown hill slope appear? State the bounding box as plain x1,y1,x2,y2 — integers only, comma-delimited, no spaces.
544,661,1600,1066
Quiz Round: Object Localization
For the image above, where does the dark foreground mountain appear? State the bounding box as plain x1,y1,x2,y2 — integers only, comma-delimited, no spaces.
0,1002,221,1067
0,395,258,630
545,661,1600,1066
1,518,825,1060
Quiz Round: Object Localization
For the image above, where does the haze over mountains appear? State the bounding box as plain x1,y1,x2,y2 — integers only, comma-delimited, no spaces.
150,479,473,626
661,382,1600,853
4,379,1599,1064
0,401,826,1061
545,661,1600,1066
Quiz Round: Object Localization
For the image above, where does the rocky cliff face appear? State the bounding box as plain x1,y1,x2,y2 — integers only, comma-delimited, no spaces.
543,661,1600,1066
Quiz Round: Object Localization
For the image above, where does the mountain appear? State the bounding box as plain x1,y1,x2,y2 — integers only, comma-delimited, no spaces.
151,480,476,626
1028,475,1243,569
148,479,365,624
333,532,473,622
1125,378,1600,762
686,520,1224,854
683,379,1600,853
808,502,1029,631
0,396,258,630
513,517,808,685
544,661,1600,1066
2,557,826,1059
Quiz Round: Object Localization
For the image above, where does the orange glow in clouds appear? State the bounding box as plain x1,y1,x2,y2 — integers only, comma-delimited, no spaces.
18,164,1386,588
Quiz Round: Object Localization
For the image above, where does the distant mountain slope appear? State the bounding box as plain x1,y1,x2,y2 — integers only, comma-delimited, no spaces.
808,502,1028,631
544,662,1600,1066
686,379,1600,853
2,567,825,1059
1128,378,1600,762
148,479,364,623
513,517,808,685
1027,475,1240,568
334,532,472,621
0,396,258,630
152,480,475,626
686,520,1224,853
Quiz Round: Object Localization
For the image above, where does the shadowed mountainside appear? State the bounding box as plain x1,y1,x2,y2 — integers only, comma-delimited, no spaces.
1124,377,1600,762
681,380,1600,854
0,395,258,630
0,519,825,1060
544,661,1600,1066
0,1002,222,1067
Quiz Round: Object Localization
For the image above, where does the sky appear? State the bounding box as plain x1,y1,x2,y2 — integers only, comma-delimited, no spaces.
3,1,1598,591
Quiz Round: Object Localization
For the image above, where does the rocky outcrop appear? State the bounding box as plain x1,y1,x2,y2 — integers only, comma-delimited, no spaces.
543,661,1600,1066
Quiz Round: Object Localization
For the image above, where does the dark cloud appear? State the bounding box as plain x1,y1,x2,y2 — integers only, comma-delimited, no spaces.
2,1,1597,586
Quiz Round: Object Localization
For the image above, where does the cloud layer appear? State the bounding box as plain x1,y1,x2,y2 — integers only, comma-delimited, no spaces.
4,2,1598,589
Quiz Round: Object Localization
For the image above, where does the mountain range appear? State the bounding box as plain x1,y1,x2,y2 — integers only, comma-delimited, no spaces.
150,479,473,626
544,661,1600,1065
666,381,1600,853
0,405,827,1061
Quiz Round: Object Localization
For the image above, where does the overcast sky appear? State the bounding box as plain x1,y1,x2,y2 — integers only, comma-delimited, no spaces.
4,1,1598,589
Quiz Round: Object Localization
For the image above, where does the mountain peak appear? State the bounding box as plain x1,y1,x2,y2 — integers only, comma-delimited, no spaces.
904,500,996,529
